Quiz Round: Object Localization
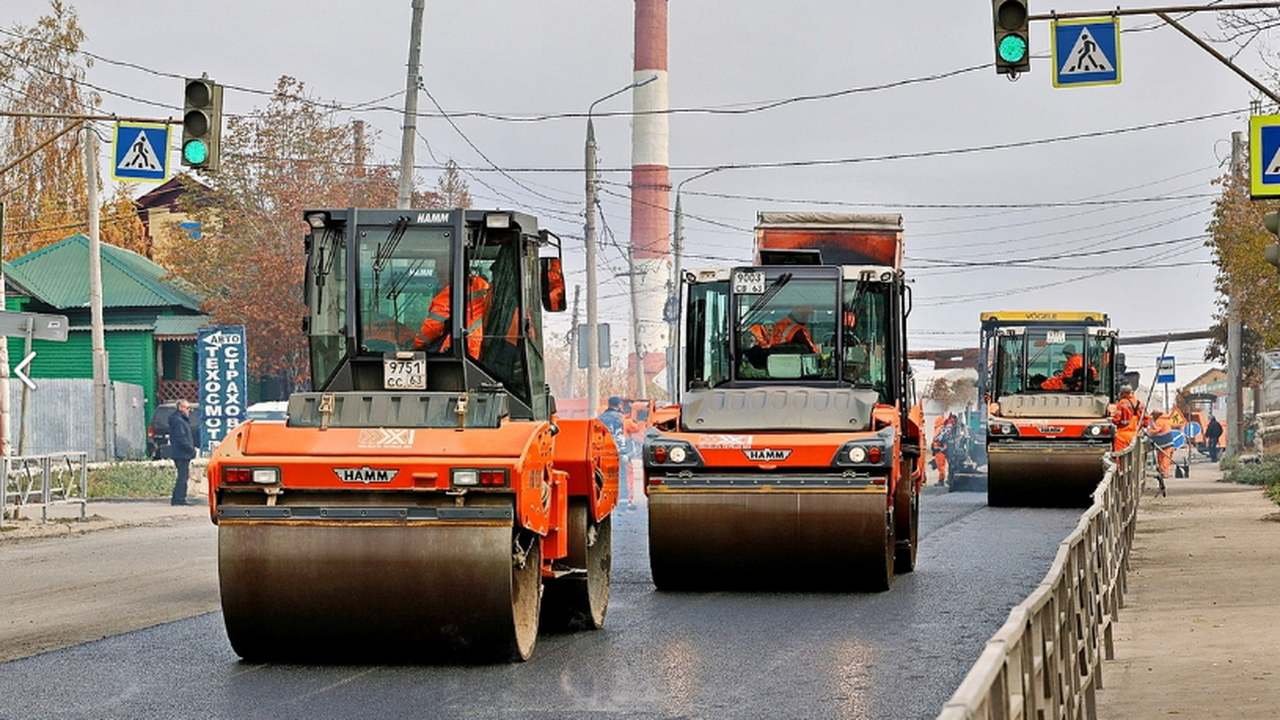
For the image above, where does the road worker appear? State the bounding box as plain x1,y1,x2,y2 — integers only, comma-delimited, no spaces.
1111,385,1146,452
1040,344,1095,391
931,414,955,486
1147,410,1175,494
415,274,491,358
766,305,820,354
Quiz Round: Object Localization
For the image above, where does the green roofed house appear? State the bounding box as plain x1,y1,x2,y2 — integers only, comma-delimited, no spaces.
3,235,210,443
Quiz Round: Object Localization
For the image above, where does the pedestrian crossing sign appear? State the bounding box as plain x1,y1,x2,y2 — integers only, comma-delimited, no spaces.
1250,115,1280,198
1052,17,1121,88
112,122,170,182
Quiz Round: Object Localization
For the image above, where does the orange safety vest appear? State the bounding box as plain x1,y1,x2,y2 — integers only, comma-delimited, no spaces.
766,316,818,353
1041,354,1096,390
415,275,490,357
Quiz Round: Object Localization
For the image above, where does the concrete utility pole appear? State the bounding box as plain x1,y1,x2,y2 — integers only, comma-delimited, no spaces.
86,124,109,461
586,76,657,414
0,201,9,458
566,284,580,397
1227,130,1245,459
397,0,425,210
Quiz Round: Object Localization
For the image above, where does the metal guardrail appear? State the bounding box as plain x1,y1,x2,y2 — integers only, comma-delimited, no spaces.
1,452,90,528
937,439,1148,720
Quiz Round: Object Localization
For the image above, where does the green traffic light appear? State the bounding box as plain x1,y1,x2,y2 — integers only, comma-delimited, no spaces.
998,34,1028,63
183,139,209,165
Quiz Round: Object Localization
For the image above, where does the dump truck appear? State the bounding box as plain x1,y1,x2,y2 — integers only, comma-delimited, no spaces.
979,311,1119,507
206,208,618,662
644,212,924,591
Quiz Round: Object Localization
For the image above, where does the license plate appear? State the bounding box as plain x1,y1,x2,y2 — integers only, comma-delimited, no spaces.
733,270,766,294
383,352,426,390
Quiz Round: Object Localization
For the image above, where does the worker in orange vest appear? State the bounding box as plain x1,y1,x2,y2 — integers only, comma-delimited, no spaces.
766,306,819,354
1041,344,1095,390
415,275,491,358
1111,385,1146,452
1147,410,1175,486
931,414,954,486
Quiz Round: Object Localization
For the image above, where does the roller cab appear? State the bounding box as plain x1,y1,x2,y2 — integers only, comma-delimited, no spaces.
649,213,923,592
209,208,615,663
979,312,1119,507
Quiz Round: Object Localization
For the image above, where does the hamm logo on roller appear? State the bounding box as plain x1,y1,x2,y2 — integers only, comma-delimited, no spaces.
743,448,792,462
334,466,398,484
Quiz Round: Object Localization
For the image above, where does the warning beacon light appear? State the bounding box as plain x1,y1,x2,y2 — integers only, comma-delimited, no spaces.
992,0,1031,76
181,77,223,172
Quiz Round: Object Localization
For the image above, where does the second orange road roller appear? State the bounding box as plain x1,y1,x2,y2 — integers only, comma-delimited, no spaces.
978,311,1120,507
206,208,617,663
645,212,925,592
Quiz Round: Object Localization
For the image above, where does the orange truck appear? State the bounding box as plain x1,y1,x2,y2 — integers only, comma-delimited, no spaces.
207,208,617,662
645,212,924,591
979,311,1120,507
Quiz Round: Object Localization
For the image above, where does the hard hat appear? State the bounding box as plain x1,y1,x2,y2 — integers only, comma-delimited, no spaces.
1062,344,1077,355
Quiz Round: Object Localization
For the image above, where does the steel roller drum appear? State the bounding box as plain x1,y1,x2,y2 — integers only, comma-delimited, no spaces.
218,518,541,663
986,444,1108,508
648,490,893,592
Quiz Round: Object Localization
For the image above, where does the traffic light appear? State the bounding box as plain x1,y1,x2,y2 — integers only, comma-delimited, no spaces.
993,0,1030,75
181,77,222,172
1265,211,1280,289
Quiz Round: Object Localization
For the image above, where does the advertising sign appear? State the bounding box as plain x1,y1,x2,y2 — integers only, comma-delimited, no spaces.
197,324,248,451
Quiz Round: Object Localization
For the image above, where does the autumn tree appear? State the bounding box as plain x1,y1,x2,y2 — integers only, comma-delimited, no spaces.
431,159,472,209
0,1,100,258
163,76,405,396
1204,165,1280,388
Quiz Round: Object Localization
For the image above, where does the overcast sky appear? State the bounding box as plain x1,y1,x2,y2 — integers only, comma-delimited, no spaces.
7,0,1271,389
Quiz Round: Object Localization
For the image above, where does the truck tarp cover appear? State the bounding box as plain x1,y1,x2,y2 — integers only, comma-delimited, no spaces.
755,212,903,267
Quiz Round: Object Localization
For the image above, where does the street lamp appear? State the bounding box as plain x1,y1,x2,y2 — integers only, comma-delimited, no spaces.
667,166,728,399
584,75,657,416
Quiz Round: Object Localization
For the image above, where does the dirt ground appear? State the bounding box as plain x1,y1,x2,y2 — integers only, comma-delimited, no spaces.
1096,464,1280,719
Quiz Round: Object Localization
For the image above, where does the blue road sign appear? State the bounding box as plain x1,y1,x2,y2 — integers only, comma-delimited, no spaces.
112,122,170,182
1250,115,1280,198
1156,355,1176,385
1052,17,1121,88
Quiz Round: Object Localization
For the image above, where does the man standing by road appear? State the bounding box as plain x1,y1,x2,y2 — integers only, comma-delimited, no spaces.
1205,415,1224,462
169,399,197,506
598,396,632,505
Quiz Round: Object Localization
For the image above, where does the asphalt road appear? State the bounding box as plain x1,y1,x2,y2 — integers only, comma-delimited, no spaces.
0,490,1080,719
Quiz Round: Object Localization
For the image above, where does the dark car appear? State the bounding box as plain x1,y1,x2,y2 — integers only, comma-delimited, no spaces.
148,401,200,460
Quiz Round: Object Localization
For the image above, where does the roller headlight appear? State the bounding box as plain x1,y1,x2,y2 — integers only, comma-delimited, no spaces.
669,446,687,463
848,446,867,463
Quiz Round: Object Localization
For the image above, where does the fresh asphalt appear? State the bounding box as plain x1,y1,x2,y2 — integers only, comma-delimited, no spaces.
0,486,1081,719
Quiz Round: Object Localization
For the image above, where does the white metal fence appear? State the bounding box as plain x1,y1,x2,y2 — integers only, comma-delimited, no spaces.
937,439,1147,720
1,451,89,528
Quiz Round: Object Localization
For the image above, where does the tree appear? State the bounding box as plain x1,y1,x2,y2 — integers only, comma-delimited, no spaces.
431,159,472,209
1203,166,1280,389
163,76,403,395
0,1,99,258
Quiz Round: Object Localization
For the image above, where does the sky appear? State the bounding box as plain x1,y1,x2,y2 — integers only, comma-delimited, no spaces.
5,0,1273,391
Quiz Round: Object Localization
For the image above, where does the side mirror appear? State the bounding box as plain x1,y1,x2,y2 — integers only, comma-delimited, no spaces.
540,257,567,312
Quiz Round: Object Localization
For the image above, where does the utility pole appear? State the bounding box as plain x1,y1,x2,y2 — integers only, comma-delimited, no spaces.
566,284,580,398
86,124,109,461
1227,129,1244,459
0,201,9,458
397,0,425,210
585,113,601,416
585,77,655,414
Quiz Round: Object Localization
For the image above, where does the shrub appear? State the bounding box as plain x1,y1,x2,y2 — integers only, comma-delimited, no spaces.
88,463,175,499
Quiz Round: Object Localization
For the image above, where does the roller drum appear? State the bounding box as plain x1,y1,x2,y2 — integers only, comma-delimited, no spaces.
648,491,893,592
987,443,1108,508
218,519,541,663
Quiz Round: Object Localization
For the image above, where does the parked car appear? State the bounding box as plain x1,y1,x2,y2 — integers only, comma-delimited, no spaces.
245,401,288,421
148,400,200,460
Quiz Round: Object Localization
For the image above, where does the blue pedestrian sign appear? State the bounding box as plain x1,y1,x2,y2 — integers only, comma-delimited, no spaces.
1250,115,1280,198
1052,17,1121,88
1156,355,1176,385
112,122,170,182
